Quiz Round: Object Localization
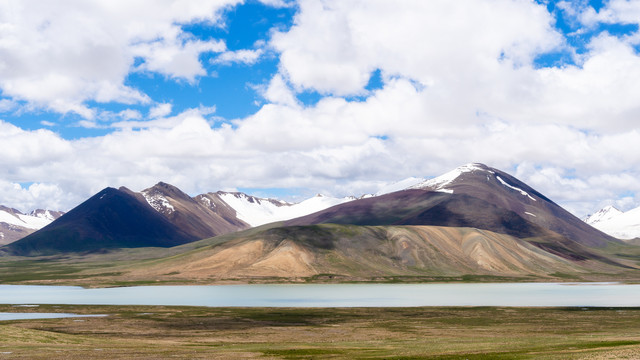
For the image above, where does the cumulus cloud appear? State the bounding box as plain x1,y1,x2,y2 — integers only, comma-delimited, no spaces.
2,99,639,218
271,0,563,95
0,0,241,118
0,181,70,213
149,103,173,119
260,74,299,106
133,38,226,82
2,0,640,219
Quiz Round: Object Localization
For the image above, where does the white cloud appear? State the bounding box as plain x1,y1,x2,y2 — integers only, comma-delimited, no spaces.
133,38,226,82
149,103,173,119
0,181,70,213
261,74,299,106
0,121,72,167
258,0,295,8
0,99,16,112
271,0,563,95
2,0,640,219
118,109,143,121
588,0,640,25
0,0,241,118
213,49,264,65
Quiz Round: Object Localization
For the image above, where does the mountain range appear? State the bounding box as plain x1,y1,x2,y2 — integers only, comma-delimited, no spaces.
1,182,355,255
1,163,638,284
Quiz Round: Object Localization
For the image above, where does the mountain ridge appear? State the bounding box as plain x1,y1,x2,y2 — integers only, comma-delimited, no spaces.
0,163,627,260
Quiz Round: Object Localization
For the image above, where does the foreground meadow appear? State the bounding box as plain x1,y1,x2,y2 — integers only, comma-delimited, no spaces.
0,305,639,359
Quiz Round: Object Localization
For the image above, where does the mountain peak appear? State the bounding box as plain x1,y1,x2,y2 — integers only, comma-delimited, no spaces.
585,205,623,225
410,163,494,193
141,182,195,214
585,205,640,240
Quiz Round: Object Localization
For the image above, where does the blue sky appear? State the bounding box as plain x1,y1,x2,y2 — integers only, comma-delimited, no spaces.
3,0,296,139
1,0,640,217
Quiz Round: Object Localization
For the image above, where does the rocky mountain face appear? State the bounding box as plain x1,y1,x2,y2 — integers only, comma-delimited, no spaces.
0,206,64,245
140,182,249,240
585,205,640,240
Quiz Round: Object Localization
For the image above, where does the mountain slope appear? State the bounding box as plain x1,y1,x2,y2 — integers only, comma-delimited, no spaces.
121,223,630,282
287,190,549,239
141,182,249,239
587,205,640,240
408,163,618,247
2,187,197,256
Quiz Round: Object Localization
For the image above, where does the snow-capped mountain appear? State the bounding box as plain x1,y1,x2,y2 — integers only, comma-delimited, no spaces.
585,205,640,240
287,162,619,249
140,183,357,229
3,183,359,255
222,192,355,227
403,162,616,247
0,206,64,245
140,183,248,240
375,177,425,196
4,163,625,256
409,163,489,193
584,206,624,225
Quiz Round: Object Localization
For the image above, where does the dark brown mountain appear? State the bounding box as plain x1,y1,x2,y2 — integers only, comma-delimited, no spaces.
408,163,619,247
2,187,198,256
286,163,623,267
140,182,249,239
1,182,254,256
287,190,551,239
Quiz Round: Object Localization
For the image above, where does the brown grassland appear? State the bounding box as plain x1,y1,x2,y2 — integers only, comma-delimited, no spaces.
0,304,640,359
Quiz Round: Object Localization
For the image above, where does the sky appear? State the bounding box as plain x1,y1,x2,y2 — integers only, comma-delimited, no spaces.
1,0,640,218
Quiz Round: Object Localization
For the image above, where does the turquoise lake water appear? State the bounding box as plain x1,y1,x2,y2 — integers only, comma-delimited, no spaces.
1,283,639,307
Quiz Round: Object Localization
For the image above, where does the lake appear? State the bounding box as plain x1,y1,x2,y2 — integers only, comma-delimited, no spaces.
0,312,106,321
1,283,639,307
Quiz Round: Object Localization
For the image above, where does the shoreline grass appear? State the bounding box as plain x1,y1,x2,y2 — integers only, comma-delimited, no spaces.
1,304,639,358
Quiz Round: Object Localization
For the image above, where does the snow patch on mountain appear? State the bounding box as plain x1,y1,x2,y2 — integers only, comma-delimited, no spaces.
375,177,425,196
199,196,213,208
496,176,536,201
0,208,53,230
141,191,175,214
219,192,355,227
586,205,640,240
410,163,492,193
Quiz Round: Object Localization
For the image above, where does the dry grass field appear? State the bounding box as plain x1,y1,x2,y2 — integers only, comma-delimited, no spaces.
0,305,639,359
